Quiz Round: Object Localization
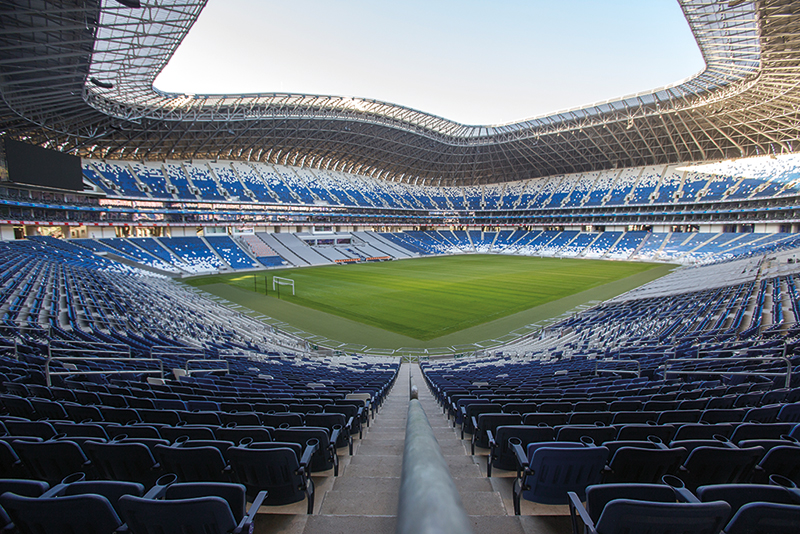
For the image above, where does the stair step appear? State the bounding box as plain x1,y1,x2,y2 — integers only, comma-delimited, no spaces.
302,515,396,534
319,490,397,515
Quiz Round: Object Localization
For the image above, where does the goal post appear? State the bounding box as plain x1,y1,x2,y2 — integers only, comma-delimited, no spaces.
272,276,295,296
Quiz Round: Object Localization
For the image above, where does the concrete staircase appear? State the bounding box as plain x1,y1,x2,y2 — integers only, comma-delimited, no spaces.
251,363,570,534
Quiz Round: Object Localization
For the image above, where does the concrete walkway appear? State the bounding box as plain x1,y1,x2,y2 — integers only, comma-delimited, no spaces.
254,363,571,534
255,363,408,534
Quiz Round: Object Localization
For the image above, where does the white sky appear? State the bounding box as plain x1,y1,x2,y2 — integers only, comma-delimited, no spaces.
155,0,704,126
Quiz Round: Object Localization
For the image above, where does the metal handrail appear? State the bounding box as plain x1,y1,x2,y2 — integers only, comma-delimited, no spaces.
397,399,473,534
48,342,131,362
594,359,641,378
150,345,204,359
45,356,164,386
662,356,792,388
184,359,229,376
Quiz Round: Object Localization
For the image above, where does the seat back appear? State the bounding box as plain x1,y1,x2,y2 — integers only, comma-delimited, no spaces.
777,402,800,423
83,441,160,486
502,402,538,415
63,480,145,514
523,444,609,504
272,427,333,472
11,440,89,486
585,483,691,524
697,483,798,513
119,494,236,534
29,399,67,420
681,446,764,490
615,424,675,442
723,502,800,534
491,425,554,472
729,423,795,444
260,412,304,427
154,444,228,482
4,421,57,440
164,482,246,523
474,413,522,448
604,447,687,484
160,425,216,443
0,492,122,534
226,446,307,505
556,425,616,444
595,499,730,534
755,446,800,484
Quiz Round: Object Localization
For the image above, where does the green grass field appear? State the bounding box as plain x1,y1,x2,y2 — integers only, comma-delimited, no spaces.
187,255,665,341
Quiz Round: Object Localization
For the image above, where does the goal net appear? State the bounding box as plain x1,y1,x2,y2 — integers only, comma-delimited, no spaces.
272,276,295,296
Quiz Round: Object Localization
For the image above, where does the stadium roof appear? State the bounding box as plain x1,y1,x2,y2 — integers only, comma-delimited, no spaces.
1,0,799,185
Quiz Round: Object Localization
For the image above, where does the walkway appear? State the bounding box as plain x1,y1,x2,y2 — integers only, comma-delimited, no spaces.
253,363,571,534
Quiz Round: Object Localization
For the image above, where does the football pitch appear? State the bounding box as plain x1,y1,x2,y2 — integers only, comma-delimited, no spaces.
186,255,671,345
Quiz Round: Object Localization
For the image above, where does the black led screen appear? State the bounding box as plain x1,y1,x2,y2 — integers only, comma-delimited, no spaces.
4,138,83,191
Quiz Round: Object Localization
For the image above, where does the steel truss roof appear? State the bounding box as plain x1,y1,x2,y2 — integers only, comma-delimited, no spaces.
1,0,800,186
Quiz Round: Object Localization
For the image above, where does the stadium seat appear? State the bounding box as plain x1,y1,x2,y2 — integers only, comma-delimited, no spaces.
568,483,731,534
119,482,266,534
511,440,609,513
226,441,317,512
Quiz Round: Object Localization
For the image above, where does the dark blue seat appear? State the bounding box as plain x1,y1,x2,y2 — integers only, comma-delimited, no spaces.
154,443,231,482
273,427,339,475
462,403,502,439
215,426,272,445
29,399,67,420
305,413,353,454
260,412,304,428
472,413,521,453
226,441,317,513
751,445,800,483
218,412,261,426
602,446,687,484
672,423,734,441
697,482,800,534
614,423,676,442
0,492,123,534
778,403,800,423
11,439,92,486
723,502,800,534
568,483,731,534
679,445,764,491
160,425,216,442
325,404,362,438
555,425,616,444
177,411,222,426
511,441,608,513
4,421,57,440
487,425,555,477
119,482,266,534
53,422,109,440
84,441,162,487
729,422,795,444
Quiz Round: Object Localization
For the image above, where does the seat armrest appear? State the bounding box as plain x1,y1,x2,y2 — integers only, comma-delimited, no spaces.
330,427,342,447
568,491,597,534
662,475,700,503
300,441,320,469
511,441,528,480
235,490,268,534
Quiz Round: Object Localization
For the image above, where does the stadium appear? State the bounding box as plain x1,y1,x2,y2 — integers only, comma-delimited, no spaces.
0,0,799,532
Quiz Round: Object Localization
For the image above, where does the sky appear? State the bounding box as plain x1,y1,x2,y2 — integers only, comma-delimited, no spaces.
154,0,704,126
